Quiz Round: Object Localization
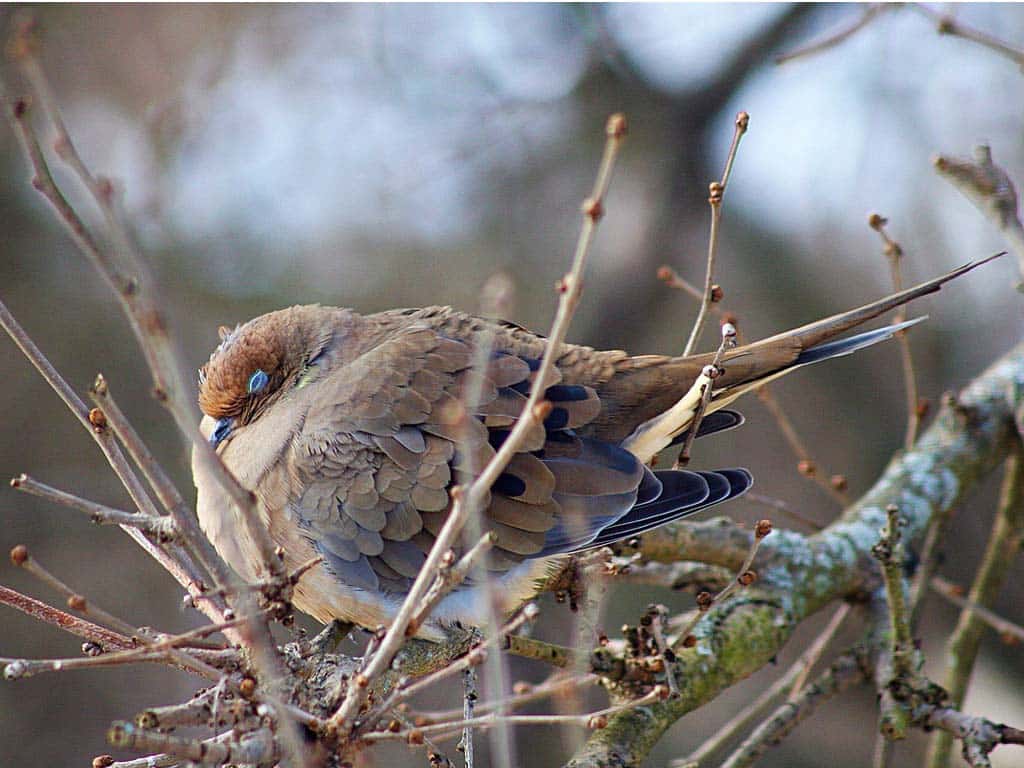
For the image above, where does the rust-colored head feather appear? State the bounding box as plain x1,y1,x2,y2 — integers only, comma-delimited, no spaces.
199,305,336,419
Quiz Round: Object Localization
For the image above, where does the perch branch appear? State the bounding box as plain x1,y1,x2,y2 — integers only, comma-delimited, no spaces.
565,341,1024,768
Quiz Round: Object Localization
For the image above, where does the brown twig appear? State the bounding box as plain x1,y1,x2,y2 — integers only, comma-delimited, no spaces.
683,111,749,356
10,474,175,539
5,48,283,585
0,582,134,652
11,545,141,639
363,687,666,744
327,113,628,739
88,374,243,601
106,723,276,767
755,387,851,506
743,491,825,531
869,213,922,451
4,48,308,763
934,144,1024,287
670,519,772,649
675,322,737,467
928,448,1024,766
716,648,873,768
416,673,599,723
776,4,890,64
0,298,221,622
930,576,1024,646
911,3,1024,71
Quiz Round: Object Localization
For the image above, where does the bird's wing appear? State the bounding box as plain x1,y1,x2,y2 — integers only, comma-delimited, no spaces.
287,322,730,595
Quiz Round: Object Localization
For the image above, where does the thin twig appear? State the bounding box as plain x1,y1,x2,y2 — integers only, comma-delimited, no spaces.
107,723,276,767
364,688,666,744
869,214,921,451
716,648,872,768
755,387,851,506
934,144,1024,287
911,3,1024,70
6,45,309,764
670,519,772,649
11,546,141,638
675,322,737,467
0,582,133,651
410,532,497,633
776,4,889,64
0,197,223,629
928,449,1024,767
683,111,749,356
930,576,1024,645
743,492,824,531
416,674,598,723
89,374,243,599
328,113,628,738
10,474,174,539
6,48,283,584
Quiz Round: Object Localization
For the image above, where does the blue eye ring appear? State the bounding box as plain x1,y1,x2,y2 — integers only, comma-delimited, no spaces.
247,369,269,394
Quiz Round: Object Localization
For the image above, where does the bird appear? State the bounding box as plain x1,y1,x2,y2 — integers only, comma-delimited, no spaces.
193,255,999,639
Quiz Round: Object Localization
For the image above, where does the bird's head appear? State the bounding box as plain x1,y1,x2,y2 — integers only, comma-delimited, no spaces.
198,305,345,447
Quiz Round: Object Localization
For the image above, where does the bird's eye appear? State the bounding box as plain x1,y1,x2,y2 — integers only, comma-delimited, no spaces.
247,369,269,394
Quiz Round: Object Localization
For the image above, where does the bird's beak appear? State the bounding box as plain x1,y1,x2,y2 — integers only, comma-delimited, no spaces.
210,417,233,447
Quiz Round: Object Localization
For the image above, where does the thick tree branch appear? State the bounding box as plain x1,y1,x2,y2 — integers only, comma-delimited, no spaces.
566,340,1024,767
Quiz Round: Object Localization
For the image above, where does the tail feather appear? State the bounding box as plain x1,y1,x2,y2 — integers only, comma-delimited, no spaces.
753,254,1001,355
793,316,926,366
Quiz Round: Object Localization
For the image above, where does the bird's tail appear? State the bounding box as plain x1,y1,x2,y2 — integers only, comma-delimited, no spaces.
700,253,1004,393
710,316,926,409
743,253,1001,357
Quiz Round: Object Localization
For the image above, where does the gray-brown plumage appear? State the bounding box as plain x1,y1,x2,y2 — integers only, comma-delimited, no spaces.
192,255,998,637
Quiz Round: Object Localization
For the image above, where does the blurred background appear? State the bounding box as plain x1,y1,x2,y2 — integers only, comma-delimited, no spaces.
1,3,1023,766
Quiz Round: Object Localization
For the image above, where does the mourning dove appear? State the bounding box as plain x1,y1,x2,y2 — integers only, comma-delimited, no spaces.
193,256,997,638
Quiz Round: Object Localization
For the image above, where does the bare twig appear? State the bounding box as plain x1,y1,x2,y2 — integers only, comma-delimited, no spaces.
0,582,133,652
5,41,313,764
364,687,667,744
675,322,737,467
0,179,224,629
776,4,890,64
417,673,599,723
743,491,825,531
755,387,851,506
89,374,243,598
869,214,921,451
670,519,772,649
717,648,872,768
107,723,276,767
934,144,1024,287
328,113,628,739
911,3,1024,70
410,532,497,634
928,449,1024,767
683,111,749,356
10,474,174,538
6,48,283,584
11,545,141,639
930,576,1024,645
